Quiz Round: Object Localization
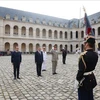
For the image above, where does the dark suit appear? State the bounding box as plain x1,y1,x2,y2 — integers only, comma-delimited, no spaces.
11,51,22,78
62,49,67,64
35,51,43,76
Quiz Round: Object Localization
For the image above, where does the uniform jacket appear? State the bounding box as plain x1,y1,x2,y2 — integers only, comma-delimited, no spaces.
76,49,98,81
51,49,58,61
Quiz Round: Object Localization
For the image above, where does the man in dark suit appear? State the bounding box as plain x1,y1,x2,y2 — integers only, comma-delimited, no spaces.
11,46,22,80
35,47,43,77
61,47,67,64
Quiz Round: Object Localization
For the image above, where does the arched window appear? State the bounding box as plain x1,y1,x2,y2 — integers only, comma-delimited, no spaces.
36,43,40,50
21,26,26,36
49,44,52,51
81,44,84,52
92,28,95,36
70,31,73,39
70,45,73,52
98,27,100,35
65,32,67,39
65,45,67,50
76,31,78,38
48,30,52,38
60,44,63,51
21,43,26,52
29,43,33,52
5,25,10,35
5,42,10,51
29,27,33,37
59,31,63,39
36,28,40,37
42,29,46,38
13,43,18,50
81,31,84,38
54,30,58,39
42,44,46,50
13,26,18,36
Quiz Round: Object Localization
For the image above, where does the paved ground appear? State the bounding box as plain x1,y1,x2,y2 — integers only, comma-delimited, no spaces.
0,54,100,100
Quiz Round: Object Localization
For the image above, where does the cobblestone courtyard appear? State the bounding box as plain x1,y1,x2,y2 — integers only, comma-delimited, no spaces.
0,54,100,100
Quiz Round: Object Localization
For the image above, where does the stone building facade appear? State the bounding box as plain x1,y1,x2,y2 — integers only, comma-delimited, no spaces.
0,7,100,53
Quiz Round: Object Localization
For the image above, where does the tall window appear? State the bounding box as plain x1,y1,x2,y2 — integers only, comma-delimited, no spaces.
76,31,78,38
98,27,100,35
70,31,73,39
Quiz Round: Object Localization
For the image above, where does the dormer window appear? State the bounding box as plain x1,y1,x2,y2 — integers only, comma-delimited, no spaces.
64,23,67,28
29,17,33,22
60,23,63,27
22,16,26,21
54,22,58,27
6,14,10,19
42,20,46,25
14,15,18,20
36,18,40,24
48,21,52,26
98,16,100,23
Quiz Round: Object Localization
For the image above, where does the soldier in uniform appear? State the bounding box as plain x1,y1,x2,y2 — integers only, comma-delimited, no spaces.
50,45,58,75
76,37,98,100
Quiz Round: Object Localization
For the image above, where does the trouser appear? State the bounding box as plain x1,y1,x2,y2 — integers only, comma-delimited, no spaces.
42,61,46,70
36,63,42,76
52,61,57,73
62,57,66,64
13,63,20,78
78,87,94,100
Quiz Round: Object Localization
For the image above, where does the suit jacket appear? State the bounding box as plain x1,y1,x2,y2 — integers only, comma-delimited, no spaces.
11,51,22,64
51,49,58,61
62,49,67,58
35,51,43,64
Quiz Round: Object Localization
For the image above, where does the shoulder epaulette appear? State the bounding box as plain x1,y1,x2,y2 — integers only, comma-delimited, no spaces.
80,51,87,56
79,51,87,60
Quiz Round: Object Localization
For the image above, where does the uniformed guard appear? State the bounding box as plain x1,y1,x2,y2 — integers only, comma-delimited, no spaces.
76,37,98,100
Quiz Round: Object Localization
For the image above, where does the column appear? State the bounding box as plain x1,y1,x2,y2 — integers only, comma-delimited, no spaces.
0,38,4,51
18,27,21,37
73,31,76,40
40,31,42,39
63,32,65,40
10,43,13,51
26,28,29,37
33,30,36,39
52,32,54,39
10,27,13,37
26,43,29,53
46,31,48,38
58,32,60,40
18,43,21,52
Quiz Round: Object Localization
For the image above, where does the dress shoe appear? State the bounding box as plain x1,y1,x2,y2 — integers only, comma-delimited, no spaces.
42,69,46,71
53,73,57,75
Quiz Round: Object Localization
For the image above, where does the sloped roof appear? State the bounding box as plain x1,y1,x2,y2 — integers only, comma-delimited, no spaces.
0,6,100,28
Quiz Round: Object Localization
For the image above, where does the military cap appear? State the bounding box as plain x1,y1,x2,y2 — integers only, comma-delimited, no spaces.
85,36,95,44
